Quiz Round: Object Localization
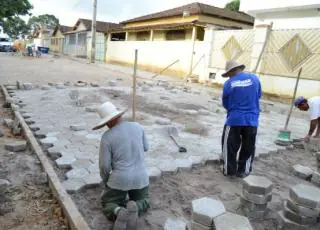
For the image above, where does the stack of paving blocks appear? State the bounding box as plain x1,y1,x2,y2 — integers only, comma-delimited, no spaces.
240,175,273,218
317,152,320,172
277,184,320,229
190,197,253,229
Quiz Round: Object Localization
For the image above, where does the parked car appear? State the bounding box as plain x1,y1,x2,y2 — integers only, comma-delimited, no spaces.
0,38,14,52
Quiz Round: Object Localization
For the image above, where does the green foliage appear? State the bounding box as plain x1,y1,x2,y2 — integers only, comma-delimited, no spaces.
225,0,240,11
3,16,30,39
0,0,33,23
28,14,59,30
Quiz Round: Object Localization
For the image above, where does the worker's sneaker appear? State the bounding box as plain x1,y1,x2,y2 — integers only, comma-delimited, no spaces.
127,201,138,230
113,208,128,230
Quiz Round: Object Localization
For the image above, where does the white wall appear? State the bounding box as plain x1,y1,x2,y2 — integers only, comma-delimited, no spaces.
106,40,205,77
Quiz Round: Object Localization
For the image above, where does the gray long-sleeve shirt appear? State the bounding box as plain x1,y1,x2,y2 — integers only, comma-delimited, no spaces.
99,121,149,191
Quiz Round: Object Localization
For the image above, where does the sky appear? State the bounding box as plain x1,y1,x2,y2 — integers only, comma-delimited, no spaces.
26,0,231,26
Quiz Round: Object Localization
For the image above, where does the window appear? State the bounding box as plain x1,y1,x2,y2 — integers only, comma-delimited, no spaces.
78,33,87,45
69,34,76,45
136,31,150,41
111,33,126,41
166,30,186,41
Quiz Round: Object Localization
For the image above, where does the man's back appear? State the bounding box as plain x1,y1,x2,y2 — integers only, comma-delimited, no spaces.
222,72,261,127
100,121,149,191
309,96,320,120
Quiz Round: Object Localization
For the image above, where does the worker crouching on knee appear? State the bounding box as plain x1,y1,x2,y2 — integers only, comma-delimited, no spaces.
93,102,150,230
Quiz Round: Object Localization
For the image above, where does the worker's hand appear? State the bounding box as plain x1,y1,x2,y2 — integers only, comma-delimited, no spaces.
304,135,311,143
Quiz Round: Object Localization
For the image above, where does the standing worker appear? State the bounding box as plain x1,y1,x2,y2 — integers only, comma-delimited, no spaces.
294,96,320,143
221,60,262,178
93,102,150,230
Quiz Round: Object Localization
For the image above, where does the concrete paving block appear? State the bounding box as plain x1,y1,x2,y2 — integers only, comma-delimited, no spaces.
53,140,71,148
40,137,58,149
174,159,193,172
71,159,93,169
108,81,117,86
241,205,267,219
41,85,50,90
62,179,86,194
204,154,220,165
23,83,33,90
29,124,40,132
0,179,10,191
56,84,66,89
158,161,178,175
277,211,308,230
188,221,211,230
283,202,318,225
188,156,204,167
83,173,102,188
34,130,47,139
242,189,272,204
74,152,96,160
90,82,99,87
21,113,32,119
155,118,172,125
46,132,61,137
70,123,86,131
47,146,63,159
164,218,187,230
311,171,320,187
66,168,90,180
88,164,99,174
5,140,27,152
85,133,102,140
213,212,253,230
290,184,320,209
292,165,313,180
286,198,320,218
75,82,87,87
55,156,76,169
316,152,320,161
85,106,98,113
24,118,35,125
191,197,226,227
147,167,162,181
243,175,273,195
240,196,268,212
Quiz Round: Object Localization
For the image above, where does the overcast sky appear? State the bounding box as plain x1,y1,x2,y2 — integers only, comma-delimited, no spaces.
27,0,231,26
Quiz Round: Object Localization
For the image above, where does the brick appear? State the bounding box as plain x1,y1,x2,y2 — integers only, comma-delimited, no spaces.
70,123,86,131
243,175,273,195
21,113,32,119
286,198,320,218
164,218,187,230
188,221,211,230
292,165,313,180
25,118,35,125
85,106,99,113
283,202,318,225
88,164,99,174
47,146,63,159
41,85,50,90
191,197,226,227
311,171,320,186
147,167,162,181
241,205,267,219
159,161,178,175
23,83,33,90
174,159,193,172
34,130,47,139
62,179,86,194
242,189,272,204
213,212,253,230
240,196,268,212
55,156,76,169
5,140,27,152
66,168,90,180
83,173,102,188
40,137,58,149
290,184,320,209
29,124,40,132
71,159,93,169
188,156,204,168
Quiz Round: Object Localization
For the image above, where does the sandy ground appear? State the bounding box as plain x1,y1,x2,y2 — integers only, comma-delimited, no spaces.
0,93,66,230
71,147,320,230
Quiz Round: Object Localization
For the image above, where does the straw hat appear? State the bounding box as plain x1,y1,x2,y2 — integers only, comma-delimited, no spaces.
222,60,245,77
92,102,126,130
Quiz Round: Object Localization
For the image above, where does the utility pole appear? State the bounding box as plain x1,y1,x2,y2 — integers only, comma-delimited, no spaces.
90,0,97,63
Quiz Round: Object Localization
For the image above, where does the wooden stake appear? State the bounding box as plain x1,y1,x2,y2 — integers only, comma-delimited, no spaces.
132,49,138,121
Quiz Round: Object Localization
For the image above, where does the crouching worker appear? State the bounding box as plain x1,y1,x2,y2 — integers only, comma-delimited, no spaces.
93,102,150,230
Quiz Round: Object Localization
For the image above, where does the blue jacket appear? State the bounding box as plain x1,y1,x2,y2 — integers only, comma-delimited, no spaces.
222,72,262,127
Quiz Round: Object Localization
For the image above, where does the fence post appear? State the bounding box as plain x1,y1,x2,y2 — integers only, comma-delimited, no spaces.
132,49,138,121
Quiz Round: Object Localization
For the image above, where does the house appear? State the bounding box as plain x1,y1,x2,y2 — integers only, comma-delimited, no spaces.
105,2,254,78
109,2,254,42
32,24,55,47
49,25,72,53
63,18,119,60
240,0,320,29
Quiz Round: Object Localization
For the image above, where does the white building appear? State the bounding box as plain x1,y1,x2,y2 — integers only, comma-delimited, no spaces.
240,0,320,29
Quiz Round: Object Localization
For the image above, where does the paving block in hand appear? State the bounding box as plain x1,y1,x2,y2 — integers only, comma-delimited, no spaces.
5,140,27,152
292,164,313,180
243,175,273,195
286,198,320,218
290,184,320,209
283,202,318,225
163,218,187,230
277,211,308,230
242,189,272,204
213,212,253,230
191,197,226,227
240,196,268,212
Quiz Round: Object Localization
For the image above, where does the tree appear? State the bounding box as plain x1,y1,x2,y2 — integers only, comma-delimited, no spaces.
28,14,59,32
2,16,30,39
225,0,240,12
0,0,33,24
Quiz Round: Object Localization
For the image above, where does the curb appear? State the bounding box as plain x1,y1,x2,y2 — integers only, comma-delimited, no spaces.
1,84,91,230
